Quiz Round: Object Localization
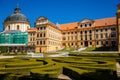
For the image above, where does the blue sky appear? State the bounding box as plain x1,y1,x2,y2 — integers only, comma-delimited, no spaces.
0,0,119,31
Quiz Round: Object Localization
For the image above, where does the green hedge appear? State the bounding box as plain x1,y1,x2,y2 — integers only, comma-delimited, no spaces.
0,56,118,80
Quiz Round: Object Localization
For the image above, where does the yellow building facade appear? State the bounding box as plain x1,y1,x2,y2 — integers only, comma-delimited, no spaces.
3,5,120,53
27,28,37,52
27,16,118,53
60,18,117,49
34,16,62,53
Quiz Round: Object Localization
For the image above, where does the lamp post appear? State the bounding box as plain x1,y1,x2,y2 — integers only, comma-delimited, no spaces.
75,27,78,51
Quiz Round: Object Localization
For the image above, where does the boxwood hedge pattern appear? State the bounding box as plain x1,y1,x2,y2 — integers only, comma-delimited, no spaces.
0,53,119,80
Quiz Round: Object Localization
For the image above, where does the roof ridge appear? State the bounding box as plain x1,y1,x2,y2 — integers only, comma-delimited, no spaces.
95,17,116,21
60,22,78,25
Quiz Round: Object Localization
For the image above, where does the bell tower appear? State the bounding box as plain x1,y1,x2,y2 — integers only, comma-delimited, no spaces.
117,4,120,53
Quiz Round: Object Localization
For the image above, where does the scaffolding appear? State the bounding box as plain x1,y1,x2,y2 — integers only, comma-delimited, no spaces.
0,31,28,45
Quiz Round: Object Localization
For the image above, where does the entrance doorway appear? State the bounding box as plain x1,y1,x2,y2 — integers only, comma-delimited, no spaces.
84,41,88,47
111,41,117,47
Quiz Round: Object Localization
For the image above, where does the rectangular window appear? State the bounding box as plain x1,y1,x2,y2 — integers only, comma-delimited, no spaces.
90,42,92,45
44,26,46,30
81,42,83,45
71,36,73,40
95,34,98,39
85,35,87,40
101,34,103,38
90,35,92,40
96,41,99,45
105,33,108,38
75,36,77,40
40,27,42,30
37,41,39,45
81,35,83,40
30,38,32,41
44,33,45,37
40,40,42,45
37,33,39,37
43,41,45,45
68,36,69,40
40,33,42,37
111,33,117,38
111,27,116,31
100,29,103,32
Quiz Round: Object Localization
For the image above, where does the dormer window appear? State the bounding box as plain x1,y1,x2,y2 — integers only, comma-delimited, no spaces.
85,24,87,27
105,28,108,31
96,29,98,32
79,18,93,28
80,24,82,27
8,25,10,30
101,29,103,32
89,23,92,26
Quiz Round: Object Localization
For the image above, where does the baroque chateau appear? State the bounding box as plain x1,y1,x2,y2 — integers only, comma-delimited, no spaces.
0,4,120,53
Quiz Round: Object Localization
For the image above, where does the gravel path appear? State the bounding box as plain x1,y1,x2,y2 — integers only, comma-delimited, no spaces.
0,56,15,59
58,74,72,80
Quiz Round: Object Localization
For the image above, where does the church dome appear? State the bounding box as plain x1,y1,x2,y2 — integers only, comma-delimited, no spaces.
4,6,29,23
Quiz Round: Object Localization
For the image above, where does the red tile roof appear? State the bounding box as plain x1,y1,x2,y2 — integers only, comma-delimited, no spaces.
95,17,116,27
27,28,37,32
60,17,116,30
60,22,78,30
47,21,61,30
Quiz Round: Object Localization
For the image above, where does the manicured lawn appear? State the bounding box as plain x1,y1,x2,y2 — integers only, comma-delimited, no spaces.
0,53,119,80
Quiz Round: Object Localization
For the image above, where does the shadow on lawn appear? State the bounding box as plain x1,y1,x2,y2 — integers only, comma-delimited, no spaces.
63,67,118,80
93,46,117,51
0,73,58,80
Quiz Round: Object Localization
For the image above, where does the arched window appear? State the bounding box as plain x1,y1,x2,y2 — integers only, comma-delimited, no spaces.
17,25,19,30
80,24,82,27
85,30,87,34
85,24,87,27
89,23,92,26
8,26,10,30
37,41,39,45
89,30,92,33
40,33,42,37
43,33,45,37
43,41,45,45
80,31,83,34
